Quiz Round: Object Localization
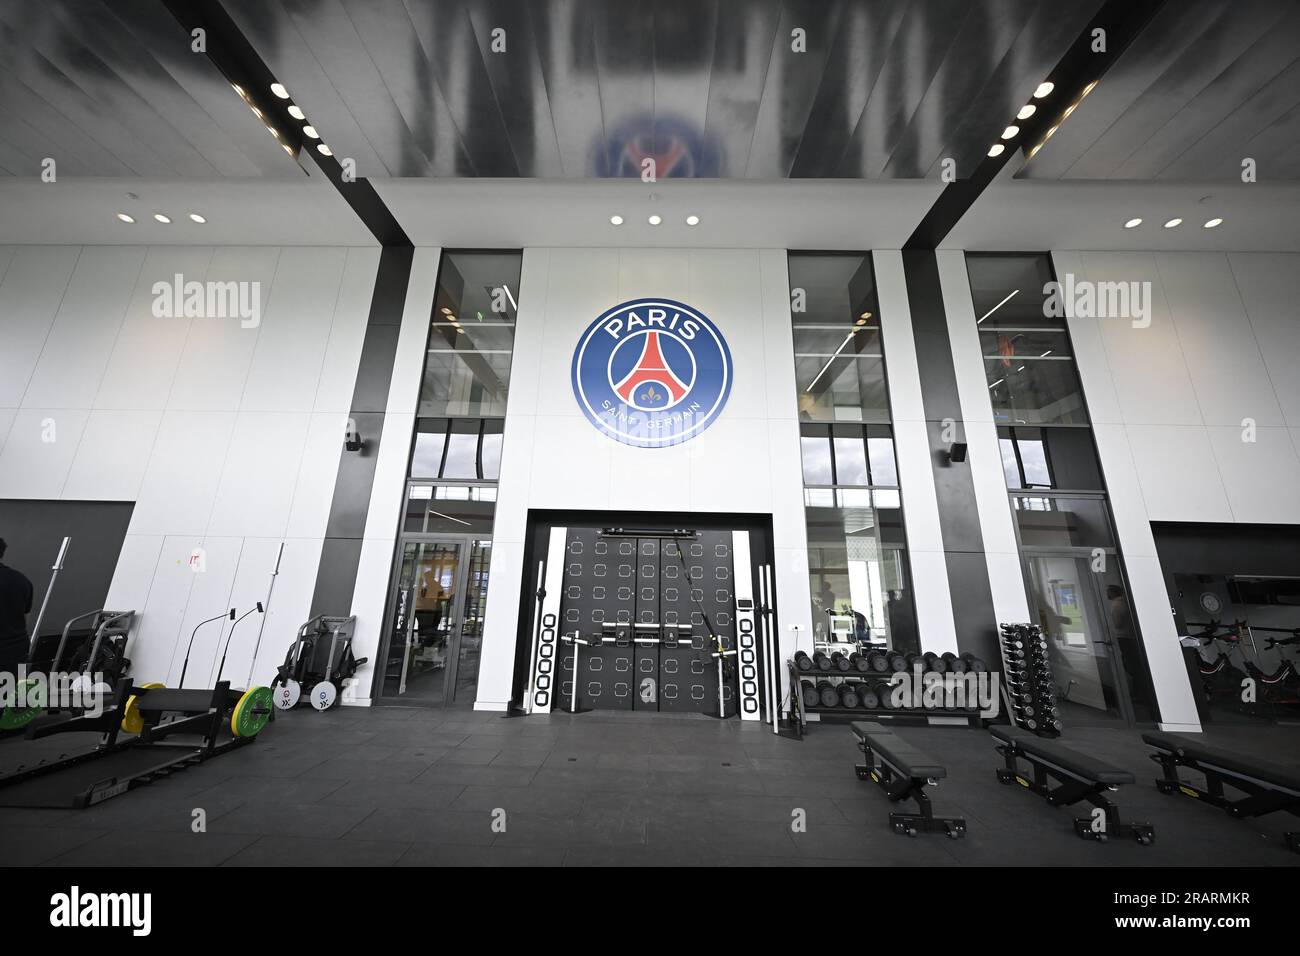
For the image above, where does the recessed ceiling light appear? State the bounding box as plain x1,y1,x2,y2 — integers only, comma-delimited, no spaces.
456,328,465,334
317,143,333,156
648,214,662,226
1017,104,1036,120
1045,126,1059,138
116,213,135,223
189,213,206,224
1203,217,1223,229
685,215,700,226
232,83,246,99
1124,218,1142,228
440,307,453,315
270,83,289,99
302,125,319,139
1063,104,1076,119
859,312,872,320
287,105,305,120
1001,125,1019,140
282,144,294,156
1033,81,1054,99
987,143,1005,157
609,214,623,225
1081,80,1098,96
250,106,263,119
1164,218,1183,228
266,126,280,139
153,213,171,224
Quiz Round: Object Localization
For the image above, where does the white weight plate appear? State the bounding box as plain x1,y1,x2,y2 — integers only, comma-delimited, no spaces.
310,681,337,711
274,679,301,710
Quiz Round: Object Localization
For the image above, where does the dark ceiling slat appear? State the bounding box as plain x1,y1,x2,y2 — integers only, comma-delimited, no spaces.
225,0,391,179
1118,7,1300,179
0,64,125,176
463,0,565,179
652,0,720,178
1057,0,1288,179
839,0,971,180
746,0,846,179
922,0,1102,180
1238,98,1300,179
0,5,173,176
590,0,656,178
701,0,782,181
529,0,605,177
793,0,908,179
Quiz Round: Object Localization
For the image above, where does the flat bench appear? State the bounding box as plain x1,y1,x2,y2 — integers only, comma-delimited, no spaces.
1144,732,1300,854
851,721,966,838
991,726,1154,845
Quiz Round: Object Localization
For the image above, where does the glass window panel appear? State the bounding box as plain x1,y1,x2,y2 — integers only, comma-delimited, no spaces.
986,358,1088,425
966,254,1061,330
999,438,1021,487
480,421,503,480
403,484,497,533
866,437,897,486
410,420,447,478
420,251,521,417
1012,495,1115,548
442,421,480,479
800,434,834,484
979,329,1071,359
833,434,869,485
1018,439,1051,487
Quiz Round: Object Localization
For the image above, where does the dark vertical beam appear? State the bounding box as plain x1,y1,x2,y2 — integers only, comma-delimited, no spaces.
901,249,997,657
309,246,415,616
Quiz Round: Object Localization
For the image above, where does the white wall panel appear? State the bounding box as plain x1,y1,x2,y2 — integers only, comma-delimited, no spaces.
1125,424,1233,523
1228,253,1300,427
1207,425,1300,524
285,412,348,539
240,247,347,412
95,247,214,411
384,247,440,415
0,408,89,498
62,409,162,501
128,410,237,536
207,411,311,537
0,247,81,408
23,247,146,410
315,247,380,413
167,247,280,411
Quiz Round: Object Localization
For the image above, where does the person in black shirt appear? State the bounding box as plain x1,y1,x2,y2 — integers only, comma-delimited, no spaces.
0,538,35,676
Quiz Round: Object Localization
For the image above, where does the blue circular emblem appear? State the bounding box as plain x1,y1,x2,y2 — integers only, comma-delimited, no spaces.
571,298,732,449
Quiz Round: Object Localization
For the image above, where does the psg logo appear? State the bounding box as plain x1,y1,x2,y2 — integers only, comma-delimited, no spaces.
571,298,733,448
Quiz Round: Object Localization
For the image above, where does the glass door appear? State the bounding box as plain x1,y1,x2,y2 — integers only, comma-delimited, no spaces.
382,538,467,705
1023,554,1137,723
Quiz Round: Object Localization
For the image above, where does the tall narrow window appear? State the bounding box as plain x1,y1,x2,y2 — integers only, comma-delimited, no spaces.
789,252,918,655
966,253,1156,723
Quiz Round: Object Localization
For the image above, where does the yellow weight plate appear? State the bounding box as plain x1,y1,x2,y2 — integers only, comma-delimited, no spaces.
230,685,273,737
121,682,165,734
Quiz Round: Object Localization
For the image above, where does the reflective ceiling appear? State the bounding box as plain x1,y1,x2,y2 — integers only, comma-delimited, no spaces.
0,0,1297,181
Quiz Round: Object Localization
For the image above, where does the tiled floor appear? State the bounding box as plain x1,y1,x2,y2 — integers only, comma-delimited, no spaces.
1,707,1297,867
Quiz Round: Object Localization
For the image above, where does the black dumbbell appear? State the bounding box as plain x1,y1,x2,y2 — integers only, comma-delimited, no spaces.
800,680,819,708
858,683,881,709
838,682,861,709
813,651,833,672
794,651,814,672
817,680,839,708
942,652,967,673
849,652,872,673
831,651,853,673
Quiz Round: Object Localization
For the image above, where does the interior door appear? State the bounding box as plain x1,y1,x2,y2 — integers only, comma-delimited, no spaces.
381,538,468,704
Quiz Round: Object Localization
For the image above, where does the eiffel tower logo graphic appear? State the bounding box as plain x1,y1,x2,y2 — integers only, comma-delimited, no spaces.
612,331,690,408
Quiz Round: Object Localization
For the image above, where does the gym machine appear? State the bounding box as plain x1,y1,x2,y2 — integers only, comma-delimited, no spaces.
272,614,365,711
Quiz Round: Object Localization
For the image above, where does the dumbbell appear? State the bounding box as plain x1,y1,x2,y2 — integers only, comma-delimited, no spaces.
961,652,987,672
838,682,861,709
886,651,908,672
795,651,814,673
864,650,891,673
858,682,881,709
942,652,967,674
817,680,840,708
800,680,819,709
923,652,947,674
813,651,834,672
871,680,898,709
831,651,853,673
849,652,873,673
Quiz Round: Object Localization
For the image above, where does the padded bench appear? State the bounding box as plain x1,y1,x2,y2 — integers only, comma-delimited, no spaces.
851,721,966,838
1144,732,1300,854
991,726,1154,844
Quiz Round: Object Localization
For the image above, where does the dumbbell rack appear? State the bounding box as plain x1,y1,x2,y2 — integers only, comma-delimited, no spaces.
997,623,1062,737
785,659,986,738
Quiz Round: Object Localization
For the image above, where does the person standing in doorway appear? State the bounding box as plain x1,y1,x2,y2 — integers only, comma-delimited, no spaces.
0,538,35,676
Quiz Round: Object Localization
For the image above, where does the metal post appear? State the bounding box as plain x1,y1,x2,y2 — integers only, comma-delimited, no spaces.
245,542,284,687
28,536,70,656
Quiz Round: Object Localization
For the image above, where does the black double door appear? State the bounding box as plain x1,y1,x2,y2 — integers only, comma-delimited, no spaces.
558,528,738,716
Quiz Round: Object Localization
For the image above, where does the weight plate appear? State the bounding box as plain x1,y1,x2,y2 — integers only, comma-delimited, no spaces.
0,677,45,731
230,686,273,738
121,682,165,734
273,679,301,710
310,681,337,711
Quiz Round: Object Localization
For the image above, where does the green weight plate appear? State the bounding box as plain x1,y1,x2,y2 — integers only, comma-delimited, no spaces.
230,685,273,737
0,678,46,731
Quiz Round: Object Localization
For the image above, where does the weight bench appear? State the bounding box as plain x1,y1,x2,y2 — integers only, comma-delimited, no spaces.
851,721,966,838
992,726,1154,845
1144,732,1300,854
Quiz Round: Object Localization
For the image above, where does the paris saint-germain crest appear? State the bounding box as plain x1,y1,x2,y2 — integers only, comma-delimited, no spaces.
571,298,732,448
